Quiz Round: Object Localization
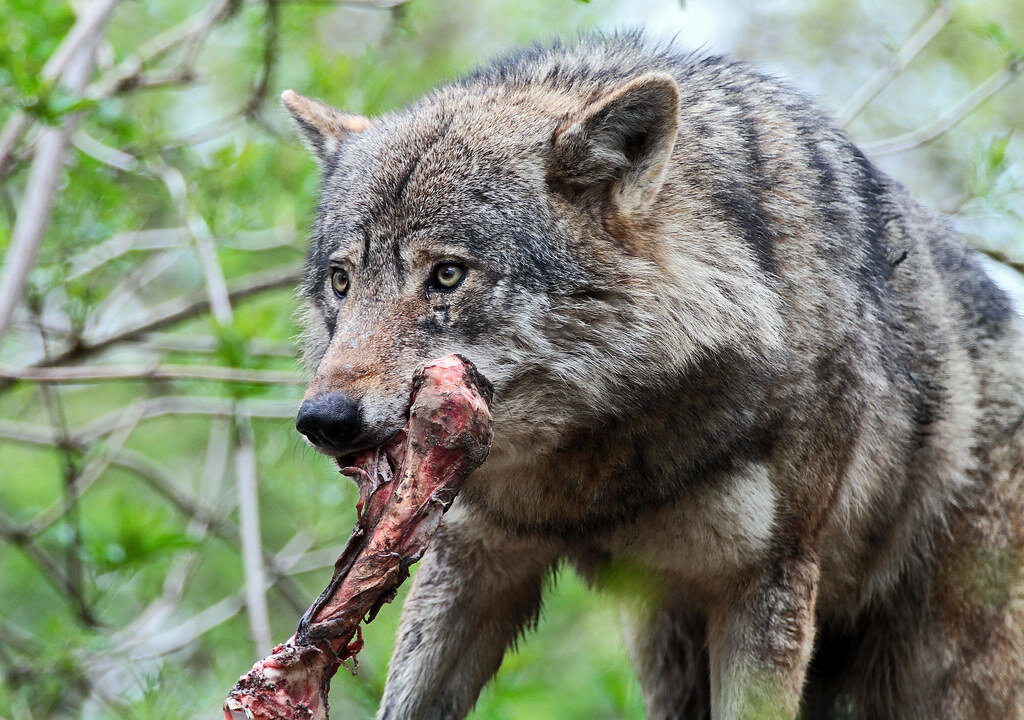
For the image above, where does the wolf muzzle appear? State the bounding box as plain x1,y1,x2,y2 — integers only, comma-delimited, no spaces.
296,393,362,453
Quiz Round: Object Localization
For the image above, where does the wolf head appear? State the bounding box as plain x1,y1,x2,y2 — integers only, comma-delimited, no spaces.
283,71,696,462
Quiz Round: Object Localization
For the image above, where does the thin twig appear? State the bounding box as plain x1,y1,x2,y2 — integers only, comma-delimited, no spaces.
77,264,300,356
0,422,307,613
109,531,317,661
0,266,301,388
235,409,273,655
76,423,237,716
0,0,122,178
0,0,121,342
24,401,148,538
31,312,99,627
977,246,1024,277
141,332,296,358
86,0,242,99
0,363,305,385
65,228,190,281
72,130,140,172
150,160,233,326
863,57,1023,156
0,511,99,626
87,249,182,338
243,0,281,119
78,396,297,445
837,0,953,126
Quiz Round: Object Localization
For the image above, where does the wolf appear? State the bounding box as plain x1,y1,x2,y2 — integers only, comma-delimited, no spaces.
281,33,1024,720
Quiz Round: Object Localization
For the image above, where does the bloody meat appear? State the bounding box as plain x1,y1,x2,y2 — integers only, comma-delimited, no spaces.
223,354,493,720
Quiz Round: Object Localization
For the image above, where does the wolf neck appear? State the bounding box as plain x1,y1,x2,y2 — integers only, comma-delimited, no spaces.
462,347,779,540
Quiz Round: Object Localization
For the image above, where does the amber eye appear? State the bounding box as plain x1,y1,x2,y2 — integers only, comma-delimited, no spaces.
330,267,349,298
431,262,466,290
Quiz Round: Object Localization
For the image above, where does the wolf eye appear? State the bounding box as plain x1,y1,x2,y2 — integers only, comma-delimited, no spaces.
431,262,466,290
330,267,349,298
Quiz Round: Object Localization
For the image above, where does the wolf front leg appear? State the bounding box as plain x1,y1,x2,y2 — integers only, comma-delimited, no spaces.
377,508,559,720
705,550,820,720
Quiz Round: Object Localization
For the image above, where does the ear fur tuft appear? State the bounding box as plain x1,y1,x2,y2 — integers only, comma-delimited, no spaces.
551,72,680,218
281,90,370,164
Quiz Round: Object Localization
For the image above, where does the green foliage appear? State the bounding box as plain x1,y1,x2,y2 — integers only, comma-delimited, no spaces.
84,499,195,573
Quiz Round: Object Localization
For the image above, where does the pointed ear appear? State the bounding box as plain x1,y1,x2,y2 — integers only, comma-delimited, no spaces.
550,72,680,218
281,89,370,164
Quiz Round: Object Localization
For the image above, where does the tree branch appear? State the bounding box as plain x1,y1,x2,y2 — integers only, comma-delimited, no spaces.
977,246,1024,277
0,510,100,626
150,160,233,326
0,421,307,613
0,265,302,386
86,0,242,99
0,0,122,178
243,0,281,119
862,57,1023,156
77,395,296,444
837,0,953,126
0,0,122,342
23,401,147,539
0,363,305,385
235,410,273,655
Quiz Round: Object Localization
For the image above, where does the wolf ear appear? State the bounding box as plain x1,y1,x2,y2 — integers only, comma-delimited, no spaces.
281,90,370,164
550,73,680,218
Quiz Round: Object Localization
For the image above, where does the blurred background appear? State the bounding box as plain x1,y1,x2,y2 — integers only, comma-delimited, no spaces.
0,1,1021,718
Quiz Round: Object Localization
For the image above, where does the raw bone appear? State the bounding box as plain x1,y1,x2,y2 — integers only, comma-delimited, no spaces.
223,354,493,720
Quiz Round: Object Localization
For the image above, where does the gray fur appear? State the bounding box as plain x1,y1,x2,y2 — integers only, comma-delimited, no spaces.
284,32,1024,720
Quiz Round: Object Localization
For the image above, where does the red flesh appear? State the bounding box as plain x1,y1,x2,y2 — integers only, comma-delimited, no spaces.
223,354,493,720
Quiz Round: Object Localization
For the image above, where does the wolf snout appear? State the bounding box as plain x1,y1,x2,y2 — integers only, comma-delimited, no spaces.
296,393,362,453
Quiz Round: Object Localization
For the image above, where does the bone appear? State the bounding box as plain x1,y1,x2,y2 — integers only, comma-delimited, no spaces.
223,354,493,720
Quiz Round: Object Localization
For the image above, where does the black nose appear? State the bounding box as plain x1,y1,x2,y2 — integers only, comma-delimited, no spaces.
296,393,361,452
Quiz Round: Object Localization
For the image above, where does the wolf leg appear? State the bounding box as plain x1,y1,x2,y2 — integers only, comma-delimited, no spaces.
624,604,711,720
927,421,1024,720
705,551,819,720
377,508,558,720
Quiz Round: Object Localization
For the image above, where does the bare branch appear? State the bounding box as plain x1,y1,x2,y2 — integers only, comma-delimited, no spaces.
86,250,183,338
110,531,317,661
0,265,302,383
150,161,233,326
0,421,307,613
65,228,190,281
72,130,140,172
863,57,1023,156
223,225,302,251
235,410,273,655
0,0,123,342
117,418,233,640
77,395,297,442
86,0,242,99
243,0,281,119
0,130,76,341
977,246,1024,277
0,510,99,626
0,0,122,177
141,332,296,358
77,264,301,355
23,401,147,538
0,363,305,385
837,0,953,126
